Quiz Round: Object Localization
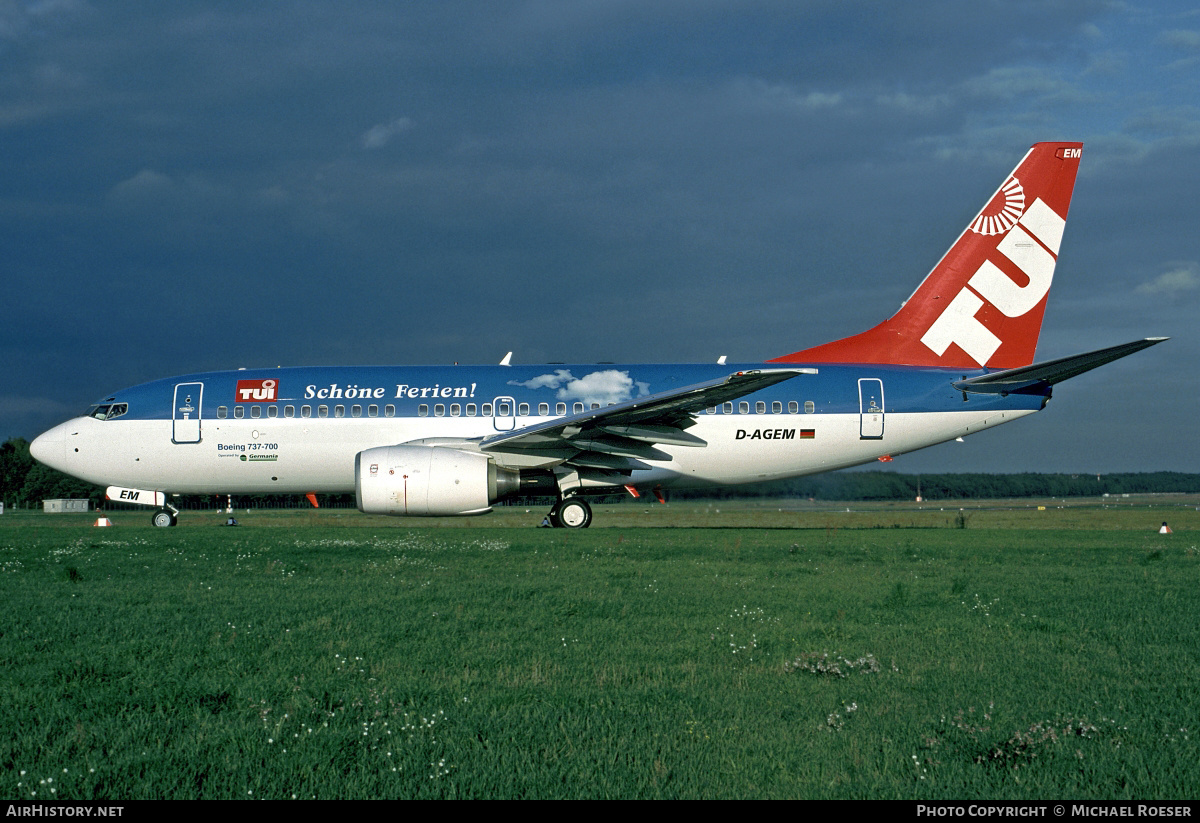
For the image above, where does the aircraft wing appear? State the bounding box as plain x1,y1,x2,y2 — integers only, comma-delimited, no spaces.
479,367,815,468
952,338,1168,395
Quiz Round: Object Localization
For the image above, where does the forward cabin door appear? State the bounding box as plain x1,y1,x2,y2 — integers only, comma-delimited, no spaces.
172,382,204,444
858,378,884,440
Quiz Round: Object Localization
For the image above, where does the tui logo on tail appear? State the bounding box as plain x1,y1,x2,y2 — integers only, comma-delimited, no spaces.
770,142,1083,370
920,187,1066,366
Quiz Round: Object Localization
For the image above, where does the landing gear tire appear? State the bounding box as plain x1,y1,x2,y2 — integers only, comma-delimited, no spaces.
556,498,592,529
151,509,177,528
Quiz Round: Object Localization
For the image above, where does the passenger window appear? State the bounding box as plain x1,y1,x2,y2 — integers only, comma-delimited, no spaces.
518,403,529,416
234,406,244,419
434,404,445,417
805,401,815,414
722,402,733,414
772,401,782,414
482,404,492,416
573,403,584,414
466,404,477,416
334,405,345,418
268,406,278,418
706,407,716,414
556,403,566,416
317,405,328,418
351,405,362,417
739,402,749,414
384,404,395,417
450,404,460,417
250,406,261,419
788,401,799,414
368,405,378,417
755,401,766,414
301,405,312,418
418,404,429,417
217,406,228,419
284,405,294,418
538,403,548,416
591,403,599,410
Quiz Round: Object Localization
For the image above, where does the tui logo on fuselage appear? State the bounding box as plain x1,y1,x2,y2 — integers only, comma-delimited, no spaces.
235,379,278,403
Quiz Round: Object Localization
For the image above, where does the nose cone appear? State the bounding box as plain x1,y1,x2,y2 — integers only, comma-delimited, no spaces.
30,421,69,472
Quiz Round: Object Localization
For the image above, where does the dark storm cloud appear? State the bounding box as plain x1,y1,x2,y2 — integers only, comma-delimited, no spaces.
1,1,1197,473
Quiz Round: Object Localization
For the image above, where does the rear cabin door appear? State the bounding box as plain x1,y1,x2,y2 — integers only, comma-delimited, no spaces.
858,378,884,440
172,382,204,444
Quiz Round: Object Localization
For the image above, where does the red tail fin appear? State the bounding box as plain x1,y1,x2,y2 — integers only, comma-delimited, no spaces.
769,142,1083,369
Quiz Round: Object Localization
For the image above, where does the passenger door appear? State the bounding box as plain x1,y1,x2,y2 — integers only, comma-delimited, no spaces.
858,378,884,440
172,382,204,443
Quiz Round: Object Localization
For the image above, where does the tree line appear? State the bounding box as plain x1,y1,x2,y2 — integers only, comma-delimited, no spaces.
671,470,1200,502
3,436,1198,509
1,437,100,507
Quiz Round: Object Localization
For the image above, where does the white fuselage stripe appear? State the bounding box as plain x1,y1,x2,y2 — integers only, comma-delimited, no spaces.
49,408,1035,495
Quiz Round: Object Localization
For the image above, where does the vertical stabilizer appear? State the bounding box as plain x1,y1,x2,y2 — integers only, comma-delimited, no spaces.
770,142,1083,369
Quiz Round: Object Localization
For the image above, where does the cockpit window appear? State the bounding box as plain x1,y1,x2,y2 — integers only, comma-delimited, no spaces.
86,403,128,421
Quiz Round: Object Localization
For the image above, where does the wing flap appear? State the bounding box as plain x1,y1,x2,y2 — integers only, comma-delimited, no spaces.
570,435,673,461
598,424,707,447
567,453,654,471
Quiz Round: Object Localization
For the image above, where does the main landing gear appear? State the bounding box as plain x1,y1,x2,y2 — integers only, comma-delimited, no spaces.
545,497,592,529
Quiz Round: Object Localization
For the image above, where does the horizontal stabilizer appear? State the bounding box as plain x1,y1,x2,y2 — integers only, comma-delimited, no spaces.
952,338,1167,394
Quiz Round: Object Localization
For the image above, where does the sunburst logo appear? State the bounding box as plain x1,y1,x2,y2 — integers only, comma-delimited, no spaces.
969,176,1025,236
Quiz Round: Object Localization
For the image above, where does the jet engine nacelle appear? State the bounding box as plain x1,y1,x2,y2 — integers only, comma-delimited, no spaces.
355,445,521,516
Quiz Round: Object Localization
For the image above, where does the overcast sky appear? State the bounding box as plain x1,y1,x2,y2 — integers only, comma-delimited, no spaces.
2,1,1197,475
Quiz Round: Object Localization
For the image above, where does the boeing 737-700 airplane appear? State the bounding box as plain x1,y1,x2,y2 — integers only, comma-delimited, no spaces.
30,142,1164,527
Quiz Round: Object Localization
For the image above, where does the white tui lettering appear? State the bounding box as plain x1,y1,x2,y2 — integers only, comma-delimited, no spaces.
921,197,1065,366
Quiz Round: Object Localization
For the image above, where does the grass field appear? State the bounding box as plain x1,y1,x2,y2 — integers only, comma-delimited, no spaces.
2,499,1197,799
